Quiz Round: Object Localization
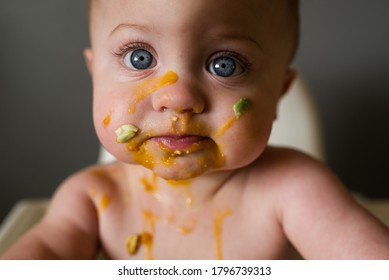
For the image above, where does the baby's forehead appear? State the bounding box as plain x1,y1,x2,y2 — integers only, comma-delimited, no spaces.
88,0,298,59
89,0,295,29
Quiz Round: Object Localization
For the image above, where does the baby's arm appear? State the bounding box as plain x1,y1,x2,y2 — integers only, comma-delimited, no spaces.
0,171,99,259
279,150,389,259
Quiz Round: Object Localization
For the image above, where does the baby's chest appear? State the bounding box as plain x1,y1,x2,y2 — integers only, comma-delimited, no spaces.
97,203,291,260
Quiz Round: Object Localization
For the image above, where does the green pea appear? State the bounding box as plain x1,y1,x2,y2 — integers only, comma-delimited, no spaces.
233,98,252,118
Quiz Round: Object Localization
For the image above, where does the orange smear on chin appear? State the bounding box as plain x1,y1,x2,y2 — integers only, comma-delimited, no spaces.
128,71,178,113
127,137,225,178
129,142,156,169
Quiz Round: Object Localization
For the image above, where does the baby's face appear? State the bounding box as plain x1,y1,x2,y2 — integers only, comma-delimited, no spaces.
86,0,295,180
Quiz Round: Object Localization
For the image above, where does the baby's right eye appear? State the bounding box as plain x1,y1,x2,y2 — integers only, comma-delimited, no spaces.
123,49,156,70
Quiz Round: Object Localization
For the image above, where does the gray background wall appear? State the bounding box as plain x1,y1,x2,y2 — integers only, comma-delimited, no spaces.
1,0,388,223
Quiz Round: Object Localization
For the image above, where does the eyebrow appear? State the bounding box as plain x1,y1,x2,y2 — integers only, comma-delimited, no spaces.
110,23,152,37
211,32,263,52
110,23,262,52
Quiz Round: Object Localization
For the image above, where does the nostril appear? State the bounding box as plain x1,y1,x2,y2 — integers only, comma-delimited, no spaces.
193,105,204,114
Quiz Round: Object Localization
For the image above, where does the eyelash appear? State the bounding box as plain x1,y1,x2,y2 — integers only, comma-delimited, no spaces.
112,42,152,58
112,42,253,73
210,50,253,72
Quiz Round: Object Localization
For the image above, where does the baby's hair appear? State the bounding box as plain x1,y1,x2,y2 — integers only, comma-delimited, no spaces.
288,0,300,60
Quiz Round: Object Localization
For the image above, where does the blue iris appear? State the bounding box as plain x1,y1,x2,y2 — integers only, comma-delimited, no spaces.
125,49,153,70
210,57,236,77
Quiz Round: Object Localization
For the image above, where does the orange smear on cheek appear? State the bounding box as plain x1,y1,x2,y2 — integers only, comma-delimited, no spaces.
216,116,236,138
216,98,252,137
128,71,178,113
103,112,112,128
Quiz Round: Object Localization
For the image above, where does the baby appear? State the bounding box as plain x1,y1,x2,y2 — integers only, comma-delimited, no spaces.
2,0,389,260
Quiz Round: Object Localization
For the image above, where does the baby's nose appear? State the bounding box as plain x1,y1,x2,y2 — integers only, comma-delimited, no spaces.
151,78,205,114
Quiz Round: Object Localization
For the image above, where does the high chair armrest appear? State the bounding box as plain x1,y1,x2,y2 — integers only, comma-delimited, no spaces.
0,199,107,259
0,199,49,255
354,194,389,227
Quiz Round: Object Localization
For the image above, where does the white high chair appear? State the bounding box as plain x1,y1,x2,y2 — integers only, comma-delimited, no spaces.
1,76,388,255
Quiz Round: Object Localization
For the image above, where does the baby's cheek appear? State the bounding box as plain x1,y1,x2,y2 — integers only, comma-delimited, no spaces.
220,115,270,169
103,112,112,128
222,137,262,169
93,108,133,162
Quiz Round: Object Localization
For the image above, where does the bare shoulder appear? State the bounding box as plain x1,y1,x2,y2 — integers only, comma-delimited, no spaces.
244,146,338,196
247,146,354,214
241,146,341,227
47,162,122,223
0,163,123,259
244,146,389,259
40,164,120,257
39,162,125,256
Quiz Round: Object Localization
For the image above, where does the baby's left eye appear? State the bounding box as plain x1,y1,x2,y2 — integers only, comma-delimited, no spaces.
208,56,244,77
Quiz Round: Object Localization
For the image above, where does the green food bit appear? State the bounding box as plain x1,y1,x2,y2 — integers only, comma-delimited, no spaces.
115,124,139,143
233,98,252,118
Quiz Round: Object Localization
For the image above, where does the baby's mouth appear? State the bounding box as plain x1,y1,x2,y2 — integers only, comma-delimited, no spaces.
151,135,209,151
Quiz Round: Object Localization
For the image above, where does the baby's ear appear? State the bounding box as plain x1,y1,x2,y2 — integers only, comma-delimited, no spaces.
280,68,297,98
274,69,297,120
83,48,94,75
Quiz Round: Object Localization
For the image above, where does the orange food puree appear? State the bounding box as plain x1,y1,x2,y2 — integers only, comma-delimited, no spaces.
213,209,232,260
141,173,158,193
128,71,178,113
216,98,252,137
167,179,193,208
128,138,225,175
177,219,197,235
130,143,157,169
141,210,159,260
103,112,112,128
98,194,110,214
216,116,236,138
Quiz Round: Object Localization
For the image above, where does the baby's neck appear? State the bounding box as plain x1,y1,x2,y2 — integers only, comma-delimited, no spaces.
121,163,236,209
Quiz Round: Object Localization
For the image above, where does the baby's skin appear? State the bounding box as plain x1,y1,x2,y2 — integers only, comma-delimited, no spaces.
2,0,389,259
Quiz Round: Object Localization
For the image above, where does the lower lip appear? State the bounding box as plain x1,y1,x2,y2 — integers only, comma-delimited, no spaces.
151,136,208,151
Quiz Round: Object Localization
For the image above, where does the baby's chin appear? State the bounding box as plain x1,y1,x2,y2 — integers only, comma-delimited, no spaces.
139,151,223,180
150,165,205,181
